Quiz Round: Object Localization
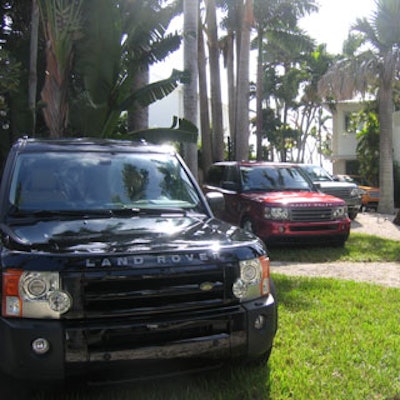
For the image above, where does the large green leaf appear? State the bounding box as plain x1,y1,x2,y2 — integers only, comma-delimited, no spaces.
128,116,198,144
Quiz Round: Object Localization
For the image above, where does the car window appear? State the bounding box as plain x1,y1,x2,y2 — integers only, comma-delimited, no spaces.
240,166,311,191
302,165,333,181
9,152,203,212
205,165,224,187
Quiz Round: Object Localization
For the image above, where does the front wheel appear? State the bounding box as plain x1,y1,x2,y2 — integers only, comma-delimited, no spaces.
348,211,358,220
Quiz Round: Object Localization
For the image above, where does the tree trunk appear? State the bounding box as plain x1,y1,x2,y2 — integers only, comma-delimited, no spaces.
205,0,224,162
182,0,199,179
198,18,212,182
226,33,235,159
234,0,253,162
377,79,395,214
255,25,263,161
28,0,39,135
128,67,149,131
40,38,69,138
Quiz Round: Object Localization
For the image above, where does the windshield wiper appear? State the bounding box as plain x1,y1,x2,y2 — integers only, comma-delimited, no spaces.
7,208,114,218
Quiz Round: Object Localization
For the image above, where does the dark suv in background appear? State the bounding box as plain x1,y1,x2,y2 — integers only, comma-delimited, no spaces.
203,161,351,247
297,164,363,220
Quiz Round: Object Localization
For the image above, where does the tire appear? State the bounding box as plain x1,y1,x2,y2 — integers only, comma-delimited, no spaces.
348,211,358,220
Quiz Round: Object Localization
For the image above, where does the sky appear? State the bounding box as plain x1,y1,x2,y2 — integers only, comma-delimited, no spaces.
299,0,376,54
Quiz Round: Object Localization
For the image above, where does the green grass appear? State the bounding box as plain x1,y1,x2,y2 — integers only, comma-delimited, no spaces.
268,232,400,263
32,234,400,400
34,275,400,400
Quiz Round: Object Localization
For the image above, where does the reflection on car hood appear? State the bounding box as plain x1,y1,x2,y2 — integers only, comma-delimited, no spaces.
314,181,357,189
243,191,345,205
1,215,256,253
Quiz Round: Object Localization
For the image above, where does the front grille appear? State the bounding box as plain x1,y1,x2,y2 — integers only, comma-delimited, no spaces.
322,187,352,200
291,207,333,222
66,263,237,319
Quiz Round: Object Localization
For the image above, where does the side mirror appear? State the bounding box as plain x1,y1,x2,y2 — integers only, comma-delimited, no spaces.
205,192,225,213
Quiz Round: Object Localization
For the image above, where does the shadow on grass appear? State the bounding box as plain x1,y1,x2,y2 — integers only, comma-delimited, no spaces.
272,274,342,312
267,233,400,263
32,361,273,400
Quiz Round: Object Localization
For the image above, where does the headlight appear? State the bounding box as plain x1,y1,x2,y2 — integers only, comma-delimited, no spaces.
2,269,72,318
351,188,365,197
232,256,270,301
332,206,347,219
264,207,289,220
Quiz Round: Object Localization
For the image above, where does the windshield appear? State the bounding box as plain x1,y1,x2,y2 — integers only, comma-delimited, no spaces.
301,165,333,182
240,165,311,191
9,151,204,213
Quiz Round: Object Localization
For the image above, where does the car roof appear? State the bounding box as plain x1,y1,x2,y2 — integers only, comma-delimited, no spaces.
12,137,175,155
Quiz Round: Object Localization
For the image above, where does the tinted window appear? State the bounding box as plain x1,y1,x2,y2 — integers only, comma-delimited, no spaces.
9,152,202,211
302,165,333,181
206,165,225,187
240,166,311,191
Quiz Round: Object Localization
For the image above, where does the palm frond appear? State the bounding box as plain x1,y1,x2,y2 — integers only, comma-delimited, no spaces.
119,69,188,110
127,116,198,144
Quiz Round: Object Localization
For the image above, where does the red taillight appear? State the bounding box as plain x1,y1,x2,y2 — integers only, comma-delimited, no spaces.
2,269,23,317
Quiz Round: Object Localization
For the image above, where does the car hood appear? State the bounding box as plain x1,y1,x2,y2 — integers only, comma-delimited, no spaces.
1,215,256,254
359,185,379,192
243,190,345,205
314,181,357,189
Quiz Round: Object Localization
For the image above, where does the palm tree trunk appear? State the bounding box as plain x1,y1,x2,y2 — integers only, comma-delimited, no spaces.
255,24,263,161
226,33,235,158
28,0,39,135
377,80,395,214
128,67,149,131
182,0,199,179
206,0,224,162
198,17,212,181
234,0,253,161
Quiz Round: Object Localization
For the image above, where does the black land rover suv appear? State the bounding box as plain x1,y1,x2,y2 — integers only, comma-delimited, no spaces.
0,138,277,386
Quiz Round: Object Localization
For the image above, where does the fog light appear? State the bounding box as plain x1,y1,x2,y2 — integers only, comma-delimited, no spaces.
278,226,285,233
48,290,72,314
232,279,248,299
32,338,50,355
254,314,266,330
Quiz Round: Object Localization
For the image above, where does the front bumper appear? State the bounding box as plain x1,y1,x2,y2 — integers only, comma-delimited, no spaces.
256,219,351,245
0,295,277,384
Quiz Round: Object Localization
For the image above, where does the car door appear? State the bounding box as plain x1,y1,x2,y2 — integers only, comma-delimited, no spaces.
203,164,242,225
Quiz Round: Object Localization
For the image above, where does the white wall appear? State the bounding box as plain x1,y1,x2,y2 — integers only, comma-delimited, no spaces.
331,102,400,174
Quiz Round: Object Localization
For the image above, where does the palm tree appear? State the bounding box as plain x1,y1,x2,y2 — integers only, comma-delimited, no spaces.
70,0,184,138
318,0,400,215
205,0,224,162
253,0,317,160
182,0,198,177
38,0,83,137
28,0,39,135
234,0,253,162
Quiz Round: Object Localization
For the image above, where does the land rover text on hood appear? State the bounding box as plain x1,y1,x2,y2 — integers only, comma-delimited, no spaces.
203,161,351,246
0,138,277,387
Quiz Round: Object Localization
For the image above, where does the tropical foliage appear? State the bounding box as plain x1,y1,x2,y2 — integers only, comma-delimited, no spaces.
318,0,400,214
1,1,399,215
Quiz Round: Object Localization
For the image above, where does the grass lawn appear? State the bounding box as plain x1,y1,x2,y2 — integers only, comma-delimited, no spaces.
34,273,400,400
268,232,400,263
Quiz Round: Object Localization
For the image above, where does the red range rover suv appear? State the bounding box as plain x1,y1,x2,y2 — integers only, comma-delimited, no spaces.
203,162,351,246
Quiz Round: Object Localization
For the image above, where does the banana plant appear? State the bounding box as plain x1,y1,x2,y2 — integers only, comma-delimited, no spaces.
70,0,185,138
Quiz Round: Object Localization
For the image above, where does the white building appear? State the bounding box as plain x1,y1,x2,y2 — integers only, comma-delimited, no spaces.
328,101,400,175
